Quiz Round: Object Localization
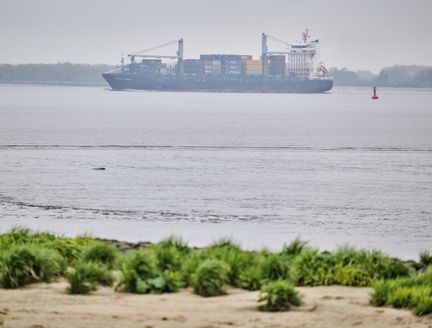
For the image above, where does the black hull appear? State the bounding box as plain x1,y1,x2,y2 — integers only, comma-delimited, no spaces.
102,71,333,94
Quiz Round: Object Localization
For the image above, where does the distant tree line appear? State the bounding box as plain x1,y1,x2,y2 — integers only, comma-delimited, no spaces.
0,63,431,88
0,63,115,86
330,65,432,88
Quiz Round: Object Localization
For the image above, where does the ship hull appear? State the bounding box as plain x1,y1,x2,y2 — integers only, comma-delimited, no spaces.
102,71,333,93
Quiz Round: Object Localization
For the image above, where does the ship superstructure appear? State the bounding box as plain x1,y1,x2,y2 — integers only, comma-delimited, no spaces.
102,31,333,93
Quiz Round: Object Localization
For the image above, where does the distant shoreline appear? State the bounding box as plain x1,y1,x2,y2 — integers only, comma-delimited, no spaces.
1,63,431,88
0,81,105,87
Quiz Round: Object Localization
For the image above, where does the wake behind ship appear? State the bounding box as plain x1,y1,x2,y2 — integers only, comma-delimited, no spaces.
102,30,333,93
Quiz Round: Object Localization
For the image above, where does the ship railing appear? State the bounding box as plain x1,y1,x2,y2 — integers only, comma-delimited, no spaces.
308,76,333,80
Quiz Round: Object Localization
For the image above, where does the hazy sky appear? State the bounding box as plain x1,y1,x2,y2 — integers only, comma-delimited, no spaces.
1,0,431,72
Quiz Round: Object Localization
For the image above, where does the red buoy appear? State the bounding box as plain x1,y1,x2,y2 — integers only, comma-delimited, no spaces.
371,86,379,99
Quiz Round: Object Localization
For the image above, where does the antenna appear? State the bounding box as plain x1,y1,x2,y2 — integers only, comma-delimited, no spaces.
302,29,310,43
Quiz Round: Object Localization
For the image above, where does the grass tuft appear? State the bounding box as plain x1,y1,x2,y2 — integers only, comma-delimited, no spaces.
259,253,290,282
157,236,190,254
419,250,432,268
281,238,308,257
192,259,229,297
118,251,157,293
0,245,64,288
117,250,182,294
370,268,432,316
259,280,302,311
81,242,118,269
66,261,113,294
154,243,183,272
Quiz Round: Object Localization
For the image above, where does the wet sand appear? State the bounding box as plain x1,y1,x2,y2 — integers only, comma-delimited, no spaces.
0,280,431,328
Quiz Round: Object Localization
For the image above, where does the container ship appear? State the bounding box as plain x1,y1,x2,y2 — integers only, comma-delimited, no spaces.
102,30,333,93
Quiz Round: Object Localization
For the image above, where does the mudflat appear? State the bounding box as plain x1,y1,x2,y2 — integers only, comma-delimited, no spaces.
0,281,431,328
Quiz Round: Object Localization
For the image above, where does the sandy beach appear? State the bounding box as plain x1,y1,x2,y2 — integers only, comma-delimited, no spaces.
0,280,431,328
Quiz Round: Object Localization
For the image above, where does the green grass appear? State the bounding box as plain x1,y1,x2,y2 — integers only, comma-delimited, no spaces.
192,259,229,297
419,250,432,268
259,253,290,282
201,240,252,287
291,247,410,287
154,242,183,272
370,268,432,316
118,250,157,293
0,227,91,265
0,245,64,288
66,261,113,294
1,228,426,315
239,265,263,290
81,242,118,269
281,238,309,257
117,250,182,294
157,236,190,255
259,280,302,311
135,270,183,294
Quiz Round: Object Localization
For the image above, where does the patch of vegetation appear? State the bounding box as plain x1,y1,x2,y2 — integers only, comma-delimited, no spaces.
370,268,432,316
81,242,118,269
192,259,229,297
1,228,424,316
239,264,263,290
0,245,64,288
135,270,183,294
281,238,308,257
291,247,410,287
207,238,241,251
0,227,90,264
117,250,182,294
154,242,183,272
157,236,190,255
259,280,302,311
259,253,290,282
201,240,252,287
43,238,84,264
419,250,432,269
118,250,157,293
179,251,205,286
66,261,113,294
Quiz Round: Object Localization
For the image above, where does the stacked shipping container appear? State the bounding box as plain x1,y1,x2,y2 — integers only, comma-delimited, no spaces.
268,55,285,76
184,59,201,75
223,56,242,75
201,55,256,76
127,49,316,80
202,60,222,75
200,55,222,75
129,54,301,77
244,59,262,75
130,59,161,74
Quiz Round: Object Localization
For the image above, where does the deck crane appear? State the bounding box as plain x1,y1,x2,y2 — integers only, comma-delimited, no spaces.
127,39,184,76
261,31,319,78
261,33,294,77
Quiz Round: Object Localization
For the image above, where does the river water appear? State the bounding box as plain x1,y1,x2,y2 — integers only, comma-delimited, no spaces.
0,85,431,259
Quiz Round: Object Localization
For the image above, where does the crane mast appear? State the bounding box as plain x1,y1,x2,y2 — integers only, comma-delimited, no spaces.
261,33,268,78
126,38,184,75
177,39,184,77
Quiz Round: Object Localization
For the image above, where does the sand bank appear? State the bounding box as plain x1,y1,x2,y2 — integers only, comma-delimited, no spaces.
0,281,431,328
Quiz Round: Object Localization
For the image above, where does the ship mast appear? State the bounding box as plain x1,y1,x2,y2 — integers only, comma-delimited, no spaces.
302,28,310,43
177,39,184,77
261,33,268,78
